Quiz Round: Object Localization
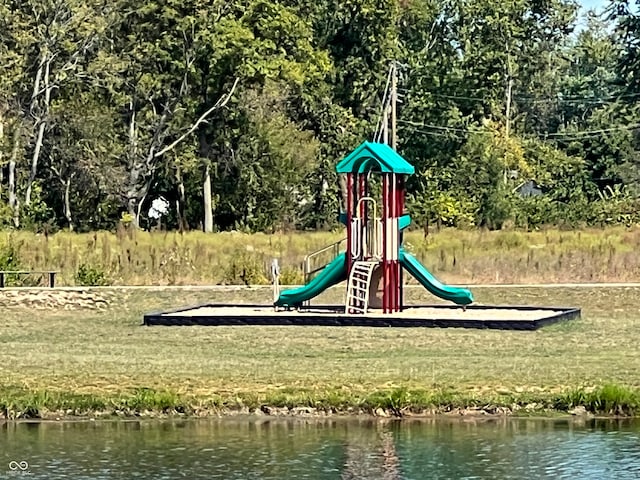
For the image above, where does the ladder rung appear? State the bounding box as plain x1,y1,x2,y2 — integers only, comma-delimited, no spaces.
352,276,368,281
351,263,374,269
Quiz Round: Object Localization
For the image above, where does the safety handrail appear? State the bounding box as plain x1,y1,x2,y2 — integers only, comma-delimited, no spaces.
352,197,383,261
303,238,347,283
351,218,362,260
355,196,377,220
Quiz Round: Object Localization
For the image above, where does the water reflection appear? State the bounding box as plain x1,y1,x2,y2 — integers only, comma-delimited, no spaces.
0,417,639,479
342,424,401,480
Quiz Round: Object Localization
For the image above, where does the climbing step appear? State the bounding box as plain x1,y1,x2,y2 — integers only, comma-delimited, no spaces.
345,261,378,314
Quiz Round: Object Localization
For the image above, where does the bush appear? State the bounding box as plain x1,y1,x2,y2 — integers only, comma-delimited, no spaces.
279,266,304,285
408,191,475,229
75,263,110,286
513,196,558,230
222,249,269,285
21,183,57,233
588,186,640,227
476,186,514,230
0,236,36,286
0,237,21,271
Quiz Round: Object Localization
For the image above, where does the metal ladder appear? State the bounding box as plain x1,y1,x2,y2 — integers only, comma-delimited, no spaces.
345,261,378,314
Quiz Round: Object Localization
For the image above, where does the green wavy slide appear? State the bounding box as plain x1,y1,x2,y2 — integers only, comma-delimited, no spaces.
274,253,347,307
399,248,474,305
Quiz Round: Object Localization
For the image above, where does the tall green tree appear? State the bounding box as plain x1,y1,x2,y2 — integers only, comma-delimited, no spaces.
0,0,117,226
187,0,331,231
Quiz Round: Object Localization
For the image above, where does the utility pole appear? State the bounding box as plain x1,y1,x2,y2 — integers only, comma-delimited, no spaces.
504,52,514,185
391,61,398,150
505,53,513,138
382,105,389,145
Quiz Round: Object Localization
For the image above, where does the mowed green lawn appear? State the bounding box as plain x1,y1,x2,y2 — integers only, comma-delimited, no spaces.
0,286,638,414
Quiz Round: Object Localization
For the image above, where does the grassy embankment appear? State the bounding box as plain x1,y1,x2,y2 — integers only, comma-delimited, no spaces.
2,225,640,286
0,285,639,418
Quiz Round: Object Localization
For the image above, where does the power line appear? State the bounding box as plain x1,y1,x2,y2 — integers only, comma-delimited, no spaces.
398,126,461,138
518,91,640,102
519,97,629,105
544,124,640,137
398,90,486,102
398,119,640,140
398,88,640,104
398,119,483,134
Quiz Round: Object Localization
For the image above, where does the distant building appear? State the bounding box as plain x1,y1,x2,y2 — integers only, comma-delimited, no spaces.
514,180,543,197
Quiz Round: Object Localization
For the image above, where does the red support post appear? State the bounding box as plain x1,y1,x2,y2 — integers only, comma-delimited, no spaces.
390,180,395,312
395,175,403,312
387,173,392,312
380,173,406,313
382,174,388,314
346,173,353,276
388,173,393,313
400,175,405,310
358,174,366,259
358,174,365,219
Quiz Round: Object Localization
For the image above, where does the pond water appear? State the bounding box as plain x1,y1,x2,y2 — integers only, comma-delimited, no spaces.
1,417,639,479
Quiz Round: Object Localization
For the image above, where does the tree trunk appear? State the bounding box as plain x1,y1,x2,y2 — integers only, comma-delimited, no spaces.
64,176,73,231
175,165,187,232
136,186,149,229
26,56,52,206
203,162,213,233
9,125,20,227
26,120,46,205
126,197,137,220
125,104,140,228
0,111,4,193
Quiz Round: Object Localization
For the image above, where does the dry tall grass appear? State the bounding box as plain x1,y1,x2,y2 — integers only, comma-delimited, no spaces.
1,226,639,286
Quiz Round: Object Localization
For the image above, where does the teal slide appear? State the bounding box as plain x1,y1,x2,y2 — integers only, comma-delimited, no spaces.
400,249,474,305
275,253,347,307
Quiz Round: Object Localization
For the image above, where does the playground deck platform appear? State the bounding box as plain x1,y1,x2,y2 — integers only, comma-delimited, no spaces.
143,304,580,330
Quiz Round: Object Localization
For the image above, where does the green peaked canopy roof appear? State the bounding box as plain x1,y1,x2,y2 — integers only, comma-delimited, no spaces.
336,141,415,175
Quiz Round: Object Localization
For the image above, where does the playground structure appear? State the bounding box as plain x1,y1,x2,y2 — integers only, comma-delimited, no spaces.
144,141,580,330
274,141,474,314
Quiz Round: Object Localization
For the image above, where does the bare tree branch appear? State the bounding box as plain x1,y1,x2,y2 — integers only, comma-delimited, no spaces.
153,77,239,159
